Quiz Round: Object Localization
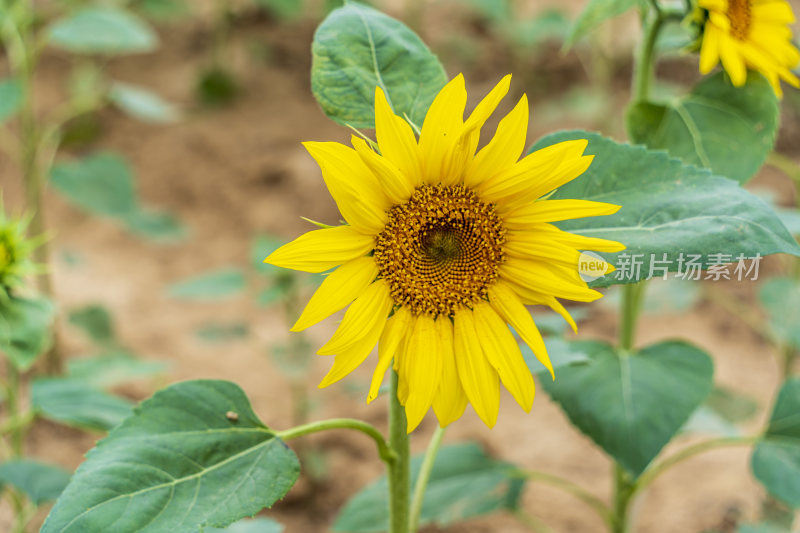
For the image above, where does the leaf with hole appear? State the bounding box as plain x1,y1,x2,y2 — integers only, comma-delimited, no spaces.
42,380,300,533
541,340,714,477
626,71,778,183
311,2,447,128
530,131,800,288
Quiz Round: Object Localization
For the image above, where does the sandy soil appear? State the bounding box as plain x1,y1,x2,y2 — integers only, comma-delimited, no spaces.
2,1,800,532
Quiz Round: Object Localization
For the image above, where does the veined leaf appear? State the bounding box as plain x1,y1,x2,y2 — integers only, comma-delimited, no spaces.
311,2,447,128
42,380,300,533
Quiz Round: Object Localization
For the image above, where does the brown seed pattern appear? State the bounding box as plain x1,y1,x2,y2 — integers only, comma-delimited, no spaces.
374,184,505,317
726,0,752,40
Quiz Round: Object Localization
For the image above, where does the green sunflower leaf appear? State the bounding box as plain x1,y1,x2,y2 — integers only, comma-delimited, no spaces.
0,78,23,124
0,459,72,505
167,268,246,300
47,7,158,55
109,82,180,123
311,2,447,129
565,0,641,48
0,295,56,371
31,378,134,432
68,305,116,346
759,276,800,350
626,71,779,183
206,517,284,532
66,351,169,388
42,380,300,533
541,340,714,477
333,443,522,531
751,378,800,508
530,131,800,288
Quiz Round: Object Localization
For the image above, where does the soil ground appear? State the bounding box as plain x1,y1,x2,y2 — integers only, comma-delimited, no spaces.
2,1,800,532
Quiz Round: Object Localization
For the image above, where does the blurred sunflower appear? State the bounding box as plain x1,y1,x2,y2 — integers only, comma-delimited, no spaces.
267,75,624,431
698,0,800,96
0,205,41,298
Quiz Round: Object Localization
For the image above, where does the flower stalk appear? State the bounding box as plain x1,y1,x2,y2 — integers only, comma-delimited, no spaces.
388,371,410,533
409,426,445,532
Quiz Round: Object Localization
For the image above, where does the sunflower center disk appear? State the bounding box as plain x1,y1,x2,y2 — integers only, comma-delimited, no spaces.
374,184,506,317
726,0,752,40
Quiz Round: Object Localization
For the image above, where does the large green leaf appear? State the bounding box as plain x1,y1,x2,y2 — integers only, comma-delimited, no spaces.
541,340,713,477
566,0,640,47
42,380,300,533
167,269,246,300
334,443,522,532
0,78,23,124
0,459,71,505
0,295,55,371
759,276,800,350
752,378,800,508
626,72,778,183
31,378,134,431
530,131,800,287
311,2,447,128
47,7,158,55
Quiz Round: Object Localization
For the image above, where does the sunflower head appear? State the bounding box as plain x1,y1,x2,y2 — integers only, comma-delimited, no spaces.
697,0,800,96
0,205,42,297
267,74,625,431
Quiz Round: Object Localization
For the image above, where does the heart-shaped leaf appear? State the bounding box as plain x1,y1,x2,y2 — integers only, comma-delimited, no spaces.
541,340,713,477
42,380,300,533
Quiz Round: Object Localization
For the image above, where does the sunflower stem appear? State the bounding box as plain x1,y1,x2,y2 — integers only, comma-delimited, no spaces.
632,7,665,102
277,418,395,465
409,425,445,532
619,282,646,352
612,465,634,533
5,362,23,457
388,370,410,533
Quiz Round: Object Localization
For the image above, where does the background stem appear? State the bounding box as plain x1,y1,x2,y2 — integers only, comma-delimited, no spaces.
409,425,445,532
388,371,410,533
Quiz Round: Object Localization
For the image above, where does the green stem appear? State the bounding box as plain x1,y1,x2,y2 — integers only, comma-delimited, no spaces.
631,436,759,498
632,8,665,102
513,469,613,526
278,418,395,465
409,426,445,532
612,465,634,533
512,508,556,533
388,371,410,533
619,283,646,351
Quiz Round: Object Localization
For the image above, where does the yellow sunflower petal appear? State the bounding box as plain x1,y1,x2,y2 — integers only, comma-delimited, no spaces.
292,256,378,332
374,87,422,188
504,199,621,227
504,233,582,265
368,306,412,403
504,280,579,333
404,313,442,432
463,74,512,133
418,74,467,183
718,37,748,86
432,316,468,427
528,223,626,253
700,26,721,74
265,226,374,273
303,141,389,234
464,94,529,188
352,136,415,205
500,258,602,302
488,280,554,378
473,302,535,412
318,280,393,355
318,316,386,388
752,1,795,24
453,310,500,428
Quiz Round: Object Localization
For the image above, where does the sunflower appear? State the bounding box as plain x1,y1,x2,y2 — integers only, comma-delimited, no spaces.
266,75,624,431
0,205,40,298
698,0,800,97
